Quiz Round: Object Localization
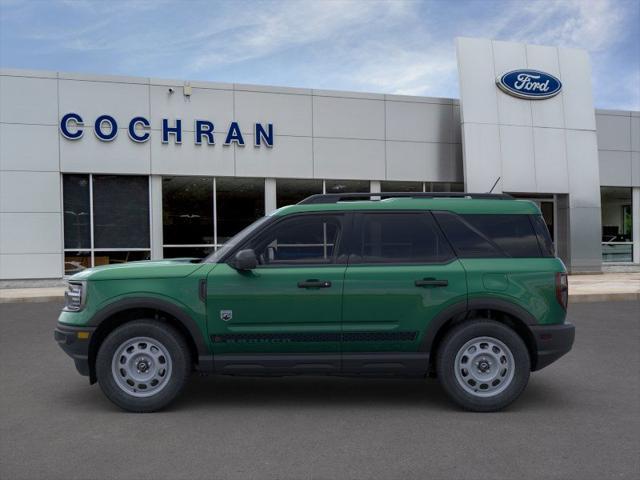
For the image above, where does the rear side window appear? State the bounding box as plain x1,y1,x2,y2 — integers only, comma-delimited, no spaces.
530,214,555,257
356,212,454,264
434,212,542,258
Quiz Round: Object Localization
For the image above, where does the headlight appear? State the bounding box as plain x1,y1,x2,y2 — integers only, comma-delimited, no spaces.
63,282,86,311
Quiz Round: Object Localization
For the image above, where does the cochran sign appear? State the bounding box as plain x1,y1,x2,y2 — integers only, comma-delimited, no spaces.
59,113,274,147
496,69,562,100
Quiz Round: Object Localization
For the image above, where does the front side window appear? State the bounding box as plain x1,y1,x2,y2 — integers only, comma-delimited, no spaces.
356,213,454,264
248,215,343,266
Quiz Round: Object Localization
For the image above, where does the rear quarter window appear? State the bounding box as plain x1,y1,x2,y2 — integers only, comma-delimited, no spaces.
434,212,544,258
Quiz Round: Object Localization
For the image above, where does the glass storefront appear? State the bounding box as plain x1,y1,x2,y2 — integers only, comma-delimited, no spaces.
61,175,471,272
276,179,323,208
601,187,633,262
62,174,151,275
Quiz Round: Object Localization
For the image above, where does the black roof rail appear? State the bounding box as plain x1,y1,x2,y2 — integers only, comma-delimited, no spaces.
297,192,513,205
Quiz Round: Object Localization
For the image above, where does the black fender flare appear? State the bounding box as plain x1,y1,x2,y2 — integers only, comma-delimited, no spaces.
420,297,538,353
87,297,210,359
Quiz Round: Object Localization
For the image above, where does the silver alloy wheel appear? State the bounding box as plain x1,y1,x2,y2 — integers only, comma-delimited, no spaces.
111,336,172,398
453,336,515,398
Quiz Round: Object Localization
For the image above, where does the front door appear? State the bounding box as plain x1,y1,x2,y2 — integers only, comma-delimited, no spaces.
341,212,467,374
206,213,348,373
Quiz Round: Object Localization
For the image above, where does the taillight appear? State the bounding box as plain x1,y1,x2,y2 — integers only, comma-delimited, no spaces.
555,272,568,310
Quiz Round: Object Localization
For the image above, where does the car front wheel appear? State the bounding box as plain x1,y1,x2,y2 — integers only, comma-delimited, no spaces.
436,319,530,412
96,320,191,412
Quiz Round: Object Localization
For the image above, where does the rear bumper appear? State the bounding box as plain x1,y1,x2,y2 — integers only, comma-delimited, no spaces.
530,322,575,371
54,324,96,377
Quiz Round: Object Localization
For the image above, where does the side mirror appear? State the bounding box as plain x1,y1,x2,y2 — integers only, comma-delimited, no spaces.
232,249,258,271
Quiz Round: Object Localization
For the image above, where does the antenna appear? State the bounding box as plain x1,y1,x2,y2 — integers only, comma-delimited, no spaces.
488,176,501,194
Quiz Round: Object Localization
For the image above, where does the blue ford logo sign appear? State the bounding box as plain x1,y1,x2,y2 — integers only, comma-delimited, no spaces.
496,69,562,99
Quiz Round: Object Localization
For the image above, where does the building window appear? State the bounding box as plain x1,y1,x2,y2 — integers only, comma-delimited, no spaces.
276,179,323,208
325,180,370,194
430,182,464,192
162,176,214,258
216,177,265,244
381,181,423,192
62,174,151,275
161,176,266,259
601,187,633,263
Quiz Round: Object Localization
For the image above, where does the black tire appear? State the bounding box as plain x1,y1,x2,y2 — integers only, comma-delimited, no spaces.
436,319,530,412
96,320,191,412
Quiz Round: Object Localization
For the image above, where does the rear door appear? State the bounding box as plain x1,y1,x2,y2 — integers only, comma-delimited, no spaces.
341,211,467,374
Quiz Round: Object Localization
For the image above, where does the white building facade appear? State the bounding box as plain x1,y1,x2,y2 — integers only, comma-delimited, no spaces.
0,38,638,281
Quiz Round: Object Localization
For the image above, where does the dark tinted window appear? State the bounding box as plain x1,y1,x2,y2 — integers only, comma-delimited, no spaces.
435,212,541,258
162,177,213,245
216,177,264,243
63,175,90,249
357,213,453,264
93,175,150,248
250,215,342,265
530,215,555,257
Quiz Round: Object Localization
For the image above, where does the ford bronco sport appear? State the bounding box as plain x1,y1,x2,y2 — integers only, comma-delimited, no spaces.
55,192,575,412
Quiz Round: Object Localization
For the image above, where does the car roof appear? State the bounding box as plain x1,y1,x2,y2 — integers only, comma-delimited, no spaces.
273,196,541,216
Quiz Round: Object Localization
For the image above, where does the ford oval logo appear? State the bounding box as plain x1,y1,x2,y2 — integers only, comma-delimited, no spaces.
496,69,562,100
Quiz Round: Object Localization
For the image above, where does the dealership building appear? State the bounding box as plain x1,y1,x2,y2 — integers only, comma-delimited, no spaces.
0,37,638,281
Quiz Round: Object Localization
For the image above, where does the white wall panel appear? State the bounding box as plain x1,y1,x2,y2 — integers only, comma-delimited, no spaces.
461,123,502,192
386,101,453,143
0,124,59,171
59,79,150,126
598,150,632,186
313,97,384,139
235,91,312,137
0,171,60,212
565,130,600,207
149,86,233,132
0,253,62,279
235,135,312,178
492,40,531,127
313,138,385,180
558,48,596,131
0,212,61,254
386,141,428,180
533,127,568,193
596,114,631,151
150,133,233,176
632,116,640,152
456,38,498,124
60,129,151,174
631,152,640,186
0,75,58,125
526,44,565,128
499,125,536,192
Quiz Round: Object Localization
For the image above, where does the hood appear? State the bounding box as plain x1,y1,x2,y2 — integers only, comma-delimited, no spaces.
69,258,207,281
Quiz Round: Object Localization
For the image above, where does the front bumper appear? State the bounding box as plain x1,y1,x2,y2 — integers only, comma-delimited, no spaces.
530,322,575,371
54,324,96,377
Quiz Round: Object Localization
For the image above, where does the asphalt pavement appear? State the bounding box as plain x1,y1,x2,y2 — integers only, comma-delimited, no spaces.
0,300,638,480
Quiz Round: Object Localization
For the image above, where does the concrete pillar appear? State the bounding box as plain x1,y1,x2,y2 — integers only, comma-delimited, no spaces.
149,175,163,260
265,178,277,214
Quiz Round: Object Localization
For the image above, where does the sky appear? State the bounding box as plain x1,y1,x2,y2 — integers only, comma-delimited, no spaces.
1,0,639,110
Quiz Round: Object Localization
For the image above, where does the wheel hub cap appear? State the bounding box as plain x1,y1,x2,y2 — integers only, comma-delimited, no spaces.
111,337,172,398
454,336,515,398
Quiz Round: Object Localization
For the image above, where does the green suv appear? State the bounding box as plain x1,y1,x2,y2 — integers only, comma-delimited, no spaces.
55,192,574,412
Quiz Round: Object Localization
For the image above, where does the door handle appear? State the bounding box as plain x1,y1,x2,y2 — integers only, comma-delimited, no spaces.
298,279,332,289
415,278,448,287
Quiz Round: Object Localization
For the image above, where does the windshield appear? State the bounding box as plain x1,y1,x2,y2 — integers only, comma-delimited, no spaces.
202,216,271,263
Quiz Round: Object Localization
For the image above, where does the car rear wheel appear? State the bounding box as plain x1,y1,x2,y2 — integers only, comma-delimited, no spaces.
436,319,530,412
96,320,191,412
